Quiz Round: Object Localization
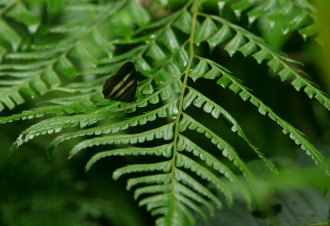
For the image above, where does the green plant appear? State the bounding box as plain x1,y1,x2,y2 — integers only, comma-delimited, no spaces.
1,0,329,225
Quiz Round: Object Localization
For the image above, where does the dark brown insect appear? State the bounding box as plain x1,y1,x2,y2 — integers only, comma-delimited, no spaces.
102,61,137,103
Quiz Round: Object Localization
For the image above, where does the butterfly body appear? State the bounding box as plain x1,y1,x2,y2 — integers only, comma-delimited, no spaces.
102,61,137,103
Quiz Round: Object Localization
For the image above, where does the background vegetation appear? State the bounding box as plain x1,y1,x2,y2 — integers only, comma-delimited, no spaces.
0,0,330,225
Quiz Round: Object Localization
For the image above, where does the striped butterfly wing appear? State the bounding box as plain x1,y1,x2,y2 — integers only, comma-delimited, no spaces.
102,61,137,103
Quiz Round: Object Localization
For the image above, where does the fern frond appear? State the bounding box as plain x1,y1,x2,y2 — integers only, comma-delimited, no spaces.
71,122,175,158
89,144,173,161
207,60,330,175
172,182,214,216
0,92,99,124
134,184,171,200
113,161,173,180
179,113,254,184
127,174,172,189
0,0,145,112
176,153,233,207
8,110,118,156
184,86,276,172
216,0,317,38
2,0,329,225
48,100,178,155
173,192,208,220
196,14,330,110
174,169,222,209
177,135,252,203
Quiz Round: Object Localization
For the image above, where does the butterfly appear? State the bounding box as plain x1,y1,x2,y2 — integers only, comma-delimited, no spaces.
102,61,137,103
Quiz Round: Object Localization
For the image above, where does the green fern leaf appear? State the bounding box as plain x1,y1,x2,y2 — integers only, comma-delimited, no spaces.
113,161,172,180
231,0,254,19
179,113,254,183
176,153,233,207
173,9,192,34
86,145,173,171
0,19,21,51
207,24,232,50
127,174,172,190
247,0,276,24
6,1,40,33
224,33,246,57
194,17,217,46
174,192,208,220
239,41,258,57
299,24,317,40
159,29,180,53
70,123,175,158
174,169,223,209
1,1,329,225
134,184,171,200
189,59,209,82
56,57,77,79
173,182,215,216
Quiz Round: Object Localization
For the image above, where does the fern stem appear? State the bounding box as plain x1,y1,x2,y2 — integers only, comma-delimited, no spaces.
165,0,199,221
133,2,192,93
172,0,198,168
174,0,198,136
